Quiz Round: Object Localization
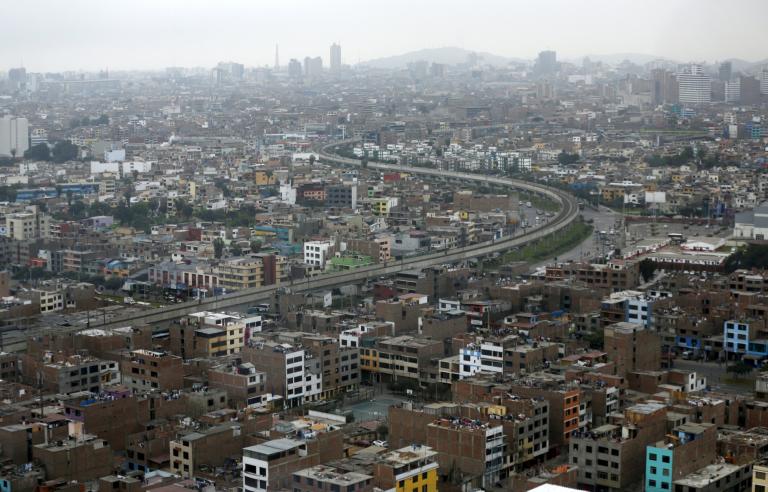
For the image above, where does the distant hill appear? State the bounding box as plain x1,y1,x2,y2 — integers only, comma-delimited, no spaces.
573,53,676,66
359,47,522,68
721,57,768,74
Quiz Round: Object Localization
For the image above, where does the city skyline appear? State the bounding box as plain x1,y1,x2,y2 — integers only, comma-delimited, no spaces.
2,0,768,72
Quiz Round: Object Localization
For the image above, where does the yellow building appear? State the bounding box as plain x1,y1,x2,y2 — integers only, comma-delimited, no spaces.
601,186,624,202
374,445,439,492
753,461,768,492
360,348,380,376
371,197,398,216
254,170,277,186
215,255,284,291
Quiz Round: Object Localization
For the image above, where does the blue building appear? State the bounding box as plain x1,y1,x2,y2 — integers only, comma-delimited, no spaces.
645,445,673,492
645,423,716,492
724,319,768,360
15,187,57,201
59,182,100,196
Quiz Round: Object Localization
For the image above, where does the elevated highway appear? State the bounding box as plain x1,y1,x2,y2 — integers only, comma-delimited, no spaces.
28,144,580,333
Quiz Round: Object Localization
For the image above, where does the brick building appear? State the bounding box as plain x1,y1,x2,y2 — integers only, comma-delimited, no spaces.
120,349,185,392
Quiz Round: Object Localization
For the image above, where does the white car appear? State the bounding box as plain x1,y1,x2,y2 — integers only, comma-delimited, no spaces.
373,440,388,447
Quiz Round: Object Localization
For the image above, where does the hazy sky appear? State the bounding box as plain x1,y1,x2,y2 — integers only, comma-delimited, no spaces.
3,0,767,72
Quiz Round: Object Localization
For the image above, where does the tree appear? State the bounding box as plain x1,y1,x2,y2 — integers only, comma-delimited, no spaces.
174,198,193,219
69,200,87,219
584,330,604,350
213,238,225,259
231,244,243,256
24,143,51,161
557,151,580,165
105,277,125,291
308,154,316,166
638,259,656,283
52,141,79,163
725,244,768,273
0,185,18,202
375,424,389,440
727,361,752,378
250,239,262,254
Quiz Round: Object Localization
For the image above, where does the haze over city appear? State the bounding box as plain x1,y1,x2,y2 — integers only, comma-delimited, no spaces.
3,0,768,71
4,2,768,492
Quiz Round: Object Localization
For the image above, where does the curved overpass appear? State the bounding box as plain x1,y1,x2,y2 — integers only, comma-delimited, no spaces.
52,144,580,331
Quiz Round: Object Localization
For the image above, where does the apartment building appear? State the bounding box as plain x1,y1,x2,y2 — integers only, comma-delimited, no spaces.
569,402,667,490
292,465,374,492
303,240,335,269
645,423,717,492
5,208,50,241
120,349,184,392
242,430,344,492
302,335,360,399
604,322,661,378
365,335,443,384
427,418,506,487
216,254,283,291
241,340,307,407
22,354,119,394
208,362,269,408
372,445,439,492
170,423,244,479
32,435,112,482
62,387,145,451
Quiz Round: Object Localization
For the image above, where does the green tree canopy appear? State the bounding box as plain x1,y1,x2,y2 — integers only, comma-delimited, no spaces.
24,143,51,161
52,141,79,163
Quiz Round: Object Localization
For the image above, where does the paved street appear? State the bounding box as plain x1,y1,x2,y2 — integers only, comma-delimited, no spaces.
530,205,618,270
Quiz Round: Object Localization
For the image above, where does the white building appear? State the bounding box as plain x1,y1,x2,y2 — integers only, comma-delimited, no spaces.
105,148,126,162
90,161,120,174
279,182,296,204
121,160,154,176
734,202,768,240
725,80,741,103
678,64,711,105
303,240,334,269
437,298,461,312
30,128,48,147
284,346,306,406
242,438,305,492
34,287,64,313
459,341,504,379
0,115,29,158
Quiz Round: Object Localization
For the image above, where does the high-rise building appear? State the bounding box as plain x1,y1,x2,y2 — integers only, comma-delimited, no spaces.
535,50,557,76
651,69,679,105
738,75,761,105
725,80,741,103
760,67,768,95
7,68,26,91
288,59,302,79
330,43,341,73
274,44,279,70
677,64,711,105
304,56,323,78
718,61,732,82
0,115,29,158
